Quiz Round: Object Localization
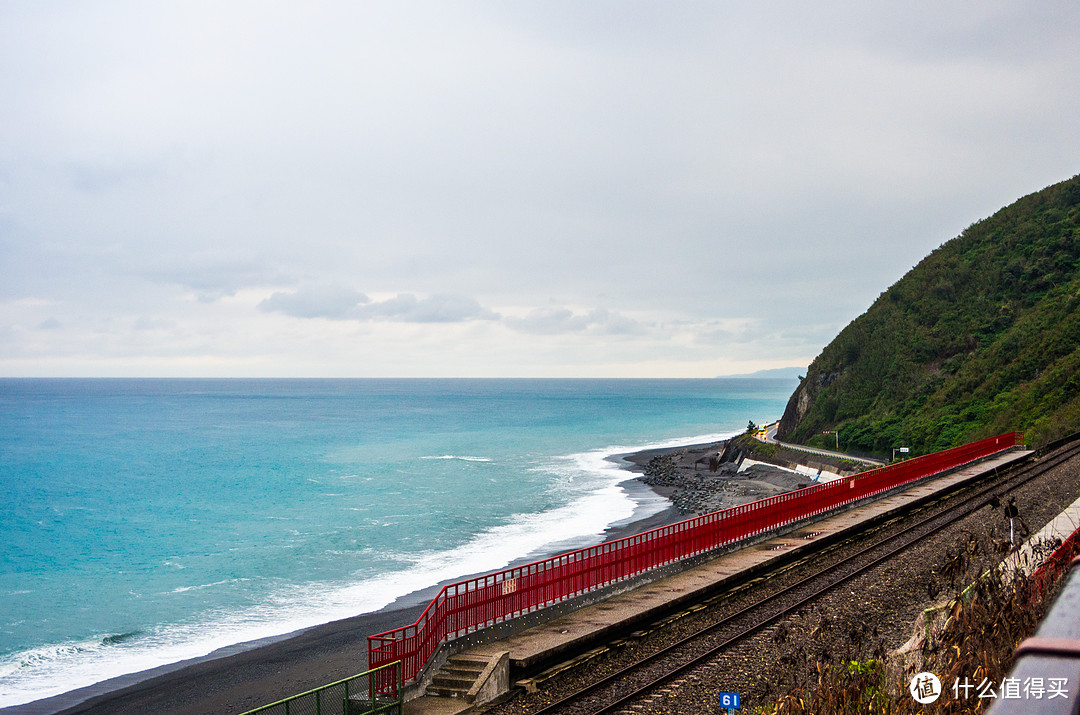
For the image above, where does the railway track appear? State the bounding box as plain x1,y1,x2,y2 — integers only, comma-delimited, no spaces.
519,437,1080,715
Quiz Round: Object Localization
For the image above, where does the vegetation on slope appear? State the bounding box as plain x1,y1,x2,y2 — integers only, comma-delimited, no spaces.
757,566,1065,714
778,173,1080,456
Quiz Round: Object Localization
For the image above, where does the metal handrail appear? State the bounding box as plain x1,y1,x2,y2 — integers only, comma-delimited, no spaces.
986,554,1080,714
369,432,1024,693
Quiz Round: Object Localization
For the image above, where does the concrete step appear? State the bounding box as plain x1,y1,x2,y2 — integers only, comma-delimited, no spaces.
430,674,475,690
423,652,509,703
446,654,489,669
425,684,470,699
403,696,473,715
442,663,484,677
427,656,486,699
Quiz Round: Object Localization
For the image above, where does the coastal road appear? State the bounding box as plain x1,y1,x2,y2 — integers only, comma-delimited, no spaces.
760,423,884,466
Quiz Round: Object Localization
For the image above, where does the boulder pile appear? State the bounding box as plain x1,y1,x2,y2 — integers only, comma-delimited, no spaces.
635,446,807,515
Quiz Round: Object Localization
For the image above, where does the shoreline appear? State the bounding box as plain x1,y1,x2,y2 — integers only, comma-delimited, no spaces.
7,449,692,715
5,432,818,715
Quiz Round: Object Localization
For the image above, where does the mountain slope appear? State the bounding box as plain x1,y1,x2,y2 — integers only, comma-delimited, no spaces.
777,173,1080,455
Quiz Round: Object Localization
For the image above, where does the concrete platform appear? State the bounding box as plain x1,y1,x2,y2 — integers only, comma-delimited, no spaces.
412,448,1032,712
403,696,472,715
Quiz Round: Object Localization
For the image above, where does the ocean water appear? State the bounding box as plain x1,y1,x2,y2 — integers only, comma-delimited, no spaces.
0,377,795,707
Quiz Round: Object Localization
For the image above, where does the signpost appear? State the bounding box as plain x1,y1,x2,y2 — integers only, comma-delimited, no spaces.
718,691,741,712
1005,497,1019,546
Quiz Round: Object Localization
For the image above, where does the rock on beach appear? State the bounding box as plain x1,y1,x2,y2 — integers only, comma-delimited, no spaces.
623,440,809,516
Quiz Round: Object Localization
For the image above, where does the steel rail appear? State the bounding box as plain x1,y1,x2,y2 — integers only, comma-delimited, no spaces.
529,437,1080,715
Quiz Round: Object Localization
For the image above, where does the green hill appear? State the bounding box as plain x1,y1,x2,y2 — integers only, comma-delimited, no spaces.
777,173,1080,456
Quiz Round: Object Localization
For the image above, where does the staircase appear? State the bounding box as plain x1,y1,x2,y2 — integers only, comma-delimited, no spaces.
424,651,509,705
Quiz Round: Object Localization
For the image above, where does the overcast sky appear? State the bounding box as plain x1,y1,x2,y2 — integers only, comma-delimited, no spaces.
2,2,1078,377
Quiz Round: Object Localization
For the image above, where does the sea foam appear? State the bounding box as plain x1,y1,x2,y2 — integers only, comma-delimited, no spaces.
1,378,794,710
420,455,493,462
0,432,732,708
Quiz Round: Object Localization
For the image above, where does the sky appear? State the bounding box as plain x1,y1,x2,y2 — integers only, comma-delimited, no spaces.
2,2,1079,378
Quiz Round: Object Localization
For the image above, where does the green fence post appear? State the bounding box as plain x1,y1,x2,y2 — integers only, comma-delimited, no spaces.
397,662,403,715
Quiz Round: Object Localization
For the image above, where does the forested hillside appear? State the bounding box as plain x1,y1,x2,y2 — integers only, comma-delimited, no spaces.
778,173,1080,456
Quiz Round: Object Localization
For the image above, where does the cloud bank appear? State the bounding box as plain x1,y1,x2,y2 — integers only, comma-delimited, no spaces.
2,2,1079,376
258,287,498,324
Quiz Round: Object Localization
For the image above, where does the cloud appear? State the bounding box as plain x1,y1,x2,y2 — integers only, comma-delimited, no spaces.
258,284,370,320
3,4,1080,376
354,293,499,323
133,316,176,331
145,253,292,303
690,318,759,346
505,307,647,335
258,287,498,324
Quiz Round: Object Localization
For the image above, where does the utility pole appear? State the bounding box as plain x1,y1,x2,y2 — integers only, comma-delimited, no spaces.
823,430,838,450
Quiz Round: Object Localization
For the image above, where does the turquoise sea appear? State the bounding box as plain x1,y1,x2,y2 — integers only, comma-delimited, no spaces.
0,378,796,707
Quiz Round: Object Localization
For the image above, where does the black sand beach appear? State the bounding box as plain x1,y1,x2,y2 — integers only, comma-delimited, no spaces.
10,435,829,715
9,460,688,715
6,436,822,715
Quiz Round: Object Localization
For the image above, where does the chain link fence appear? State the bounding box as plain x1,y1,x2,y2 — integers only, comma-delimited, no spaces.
241,661,402,715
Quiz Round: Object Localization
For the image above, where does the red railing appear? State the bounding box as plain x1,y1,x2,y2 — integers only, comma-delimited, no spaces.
368,431,1024,690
